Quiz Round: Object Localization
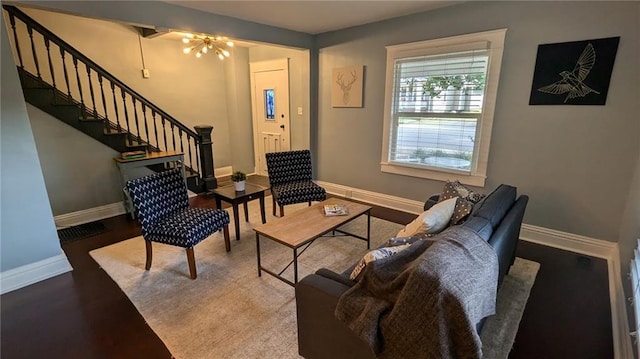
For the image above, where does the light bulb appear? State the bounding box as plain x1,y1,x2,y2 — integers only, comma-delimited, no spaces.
202,46,208,54
226,41,234,47
185,33,194,38
182,38,190,44
196,51,202,58
222,49,230,57
218,52,224,60
183,47,192,54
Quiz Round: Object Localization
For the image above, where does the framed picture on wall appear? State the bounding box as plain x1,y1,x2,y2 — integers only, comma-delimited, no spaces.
529,36,620,105
332,65,364,108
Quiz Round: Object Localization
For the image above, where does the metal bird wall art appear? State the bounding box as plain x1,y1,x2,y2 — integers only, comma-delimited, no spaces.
537,43,600,103
529,37,619,106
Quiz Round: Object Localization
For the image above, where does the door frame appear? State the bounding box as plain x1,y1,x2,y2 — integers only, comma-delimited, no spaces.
249,58,291,175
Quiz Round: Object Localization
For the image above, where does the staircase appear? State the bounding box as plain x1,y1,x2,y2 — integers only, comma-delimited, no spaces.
4,5,217,193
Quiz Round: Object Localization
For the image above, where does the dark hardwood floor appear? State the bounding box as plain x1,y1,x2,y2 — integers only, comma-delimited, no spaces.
1,181,613,358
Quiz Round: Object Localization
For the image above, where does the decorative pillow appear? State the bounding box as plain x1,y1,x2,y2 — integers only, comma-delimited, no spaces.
349,243,411,280
395,197,457,237
439,180,485,204
438,180,485,225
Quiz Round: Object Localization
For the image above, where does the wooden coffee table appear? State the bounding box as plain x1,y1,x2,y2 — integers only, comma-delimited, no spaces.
253,198,372,286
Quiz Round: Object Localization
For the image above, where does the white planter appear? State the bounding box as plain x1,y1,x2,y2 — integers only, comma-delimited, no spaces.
234,180,245,192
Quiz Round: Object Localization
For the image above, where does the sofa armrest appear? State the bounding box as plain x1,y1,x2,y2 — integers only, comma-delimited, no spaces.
489,195,529,286
296,274,375,359
316,268,356,287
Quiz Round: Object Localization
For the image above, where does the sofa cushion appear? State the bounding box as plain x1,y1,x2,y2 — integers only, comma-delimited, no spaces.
472,184,517,228
460,216,493,241
349,244,412,280
439,180,486,204
396,197,457,237
438,181,485,225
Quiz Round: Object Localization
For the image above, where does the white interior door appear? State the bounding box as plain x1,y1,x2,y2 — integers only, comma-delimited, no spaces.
250,59,291,176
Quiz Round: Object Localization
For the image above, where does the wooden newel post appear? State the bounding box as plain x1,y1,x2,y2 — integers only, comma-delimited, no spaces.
194,125,217,191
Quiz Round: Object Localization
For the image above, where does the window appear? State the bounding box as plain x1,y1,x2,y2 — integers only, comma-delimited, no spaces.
264,89,275,120
381,29,507,187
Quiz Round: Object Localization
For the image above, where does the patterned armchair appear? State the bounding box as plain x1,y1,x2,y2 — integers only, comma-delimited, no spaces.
125,168,230,279
265,150,326,217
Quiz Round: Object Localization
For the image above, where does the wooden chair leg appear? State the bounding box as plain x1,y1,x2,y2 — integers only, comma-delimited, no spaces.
308,201,312,206
279,205,284,217
223,225,231,252
186,247,197,279
145,240,153,270
272,196,276,216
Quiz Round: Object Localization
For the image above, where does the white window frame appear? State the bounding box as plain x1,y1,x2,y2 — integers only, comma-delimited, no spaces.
380,29,507,187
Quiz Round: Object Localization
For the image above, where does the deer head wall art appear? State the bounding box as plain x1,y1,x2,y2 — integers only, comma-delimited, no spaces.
332,65,364,108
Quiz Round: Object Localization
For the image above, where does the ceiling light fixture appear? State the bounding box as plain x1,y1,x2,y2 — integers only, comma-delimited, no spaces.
182,33,234,60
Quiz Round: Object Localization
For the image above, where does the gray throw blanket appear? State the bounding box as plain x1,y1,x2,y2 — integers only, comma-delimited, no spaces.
335,227,498,359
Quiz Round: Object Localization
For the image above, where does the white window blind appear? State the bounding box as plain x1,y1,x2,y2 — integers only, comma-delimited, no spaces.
390,50,488,172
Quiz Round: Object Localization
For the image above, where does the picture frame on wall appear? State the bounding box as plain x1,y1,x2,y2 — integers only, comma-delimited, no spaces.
332,65,364,108
529,36,620,105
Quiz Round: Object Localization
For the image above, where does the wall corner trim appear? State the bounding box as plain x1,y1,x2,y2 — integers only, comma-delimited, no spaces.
0,254,72,295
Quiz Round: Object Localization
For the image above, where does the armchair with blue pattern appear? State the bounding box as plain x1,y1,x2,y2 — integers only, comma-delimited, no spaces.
265,150,326,217
125,168,230,279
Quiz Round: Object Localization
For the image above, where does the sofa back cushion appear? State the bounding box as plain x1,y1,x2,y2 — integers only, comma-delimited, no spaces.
461,216,493,241
471,184,517,228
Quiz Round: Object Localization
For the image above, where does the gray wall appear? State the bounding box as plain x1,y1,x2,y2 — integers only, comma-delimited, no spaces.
315,1,639,242
1,18,65,271
26,105,123,215
224,46,255,174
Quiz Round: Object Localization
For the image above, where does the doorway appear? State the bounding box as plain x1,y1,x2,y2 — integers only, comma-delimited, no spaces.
249,59,291,176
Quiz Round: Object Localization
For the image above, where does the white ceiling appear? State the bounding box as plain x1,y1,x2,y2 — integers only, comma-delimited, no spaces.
166,1,458,35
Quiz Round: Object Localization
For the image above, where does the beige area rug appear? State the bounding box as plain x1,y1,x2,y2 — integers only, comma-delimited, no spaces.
90,198,539,359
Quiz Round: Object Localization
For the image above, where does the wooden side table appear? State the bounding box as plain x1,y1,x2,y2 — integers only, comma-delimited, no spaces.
211,183,267,241
114,151,185,218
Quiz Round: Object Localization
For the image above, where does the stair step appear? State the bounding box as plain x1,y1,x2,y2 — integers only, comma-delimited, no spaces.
78,115,101,122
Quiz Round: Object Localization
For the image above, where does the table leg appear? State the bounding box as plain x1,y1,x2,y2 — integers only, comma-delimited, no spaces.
256,232,262,277
367,210,371,249
232,203,241,241
243,199,249,222
259,194,266,224
293,247,298,284
215,197,222,211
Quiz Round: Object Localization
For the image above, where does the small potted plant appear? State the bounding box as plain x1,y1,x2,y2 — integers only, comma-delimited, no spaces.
231,170,247,192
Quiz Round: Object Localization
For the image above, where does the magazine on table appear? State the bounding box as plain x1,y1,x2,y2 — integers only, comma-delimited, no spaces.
324,204,349,216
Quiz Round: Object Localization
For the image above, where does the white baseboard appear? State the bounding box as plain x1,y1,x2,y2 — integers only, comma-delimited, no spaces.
217,166,233,178
0,254,72,295
317,180,633,359
316,180,424,215
55,202,126,229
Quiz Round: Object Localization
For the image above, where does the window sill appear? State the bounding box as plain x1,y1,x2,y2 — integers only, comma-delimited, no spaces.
380,162,486,187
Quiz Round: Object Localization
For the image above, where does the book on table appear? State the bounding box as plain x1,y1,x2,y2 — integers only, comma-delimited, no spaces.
121,150,147,160
324,204,349,216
